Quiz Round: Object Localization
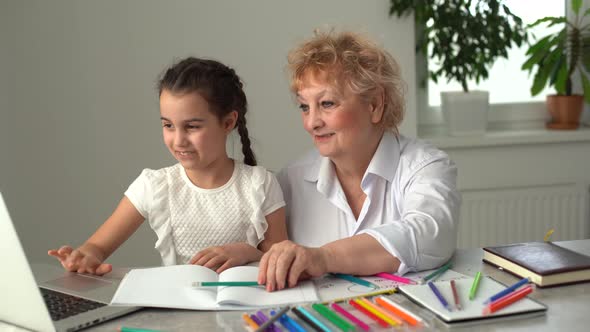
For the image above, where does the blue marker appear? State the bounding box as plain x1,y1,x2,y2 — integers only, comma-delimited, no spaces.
484,277,530,304
428,281,452,312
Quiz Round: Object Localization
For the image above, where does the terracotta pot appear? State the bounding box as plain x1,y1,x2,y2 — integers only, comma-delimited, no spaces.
546,95,584,130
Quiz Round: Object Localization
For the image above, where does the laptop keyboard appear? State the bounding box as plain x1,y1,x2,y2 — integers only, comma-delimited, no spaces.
40,288,106,321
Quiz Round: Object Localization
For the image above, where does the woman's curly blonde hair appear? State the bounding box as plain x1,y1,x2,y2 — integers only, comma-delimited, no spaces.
287,29,406,135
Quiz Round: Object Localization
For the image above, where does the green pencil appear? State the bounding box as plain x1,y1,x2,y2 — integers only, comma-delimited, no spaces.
312,303,355,331
421,262,452,284
469,271,482,300
192,281,261,287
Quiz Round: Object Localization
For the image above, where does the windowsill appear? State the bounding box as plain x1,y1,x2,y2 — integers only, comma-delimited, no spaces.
419,126,590,149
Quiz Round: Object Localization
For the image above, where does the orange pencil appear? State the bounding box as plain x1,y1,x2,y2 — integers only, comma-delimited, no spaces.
241,313,259,330
357,297,403,326
375,296,423,326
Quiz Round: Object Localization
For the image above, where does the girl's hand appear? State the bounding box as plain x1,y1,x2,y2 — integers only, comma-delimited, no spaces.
190,243,261,273
47,244,112,276
257,240,328,292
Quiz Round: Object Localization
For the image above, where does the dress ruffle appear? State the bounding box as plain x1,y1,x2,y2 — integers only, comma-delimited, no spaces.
145,167,177,266
245,165,270,247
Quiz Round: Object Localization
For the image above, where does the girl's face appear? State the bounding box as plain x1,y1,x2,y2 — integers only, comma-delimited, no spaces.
159,90,236,172
296,73,383,160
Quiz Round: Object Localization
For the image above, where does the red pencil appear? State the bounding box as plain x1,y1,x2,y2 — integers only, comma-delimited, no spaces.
483,285,534,315
349,299,389,327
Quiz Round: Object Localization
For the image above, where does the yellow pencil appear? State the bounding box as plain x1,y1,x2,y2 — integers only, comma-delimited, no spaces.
322,288,396,304
352,298,399,326
359,297,404,325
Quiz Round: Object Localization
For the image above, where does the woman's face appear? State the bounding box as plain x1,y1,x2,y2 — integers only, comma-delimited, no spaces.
296,73,382,160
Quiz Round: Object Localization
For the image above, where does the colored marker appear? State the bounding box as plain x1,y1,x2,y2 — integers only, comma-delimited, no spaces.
312,303,355,331
358,297,402,326
242,313,260,330
484,277,530,304
428,282,452,311
193,281,260,287
450,280,462,310
351,298,398,326
375,296,423,326
349,299,389,327
375,272,416,285
469,272,482,300
331,302,370,331
421,262,452,284
293,306,330,332
255,307,289,332
483,284,534,315
332,273,378,289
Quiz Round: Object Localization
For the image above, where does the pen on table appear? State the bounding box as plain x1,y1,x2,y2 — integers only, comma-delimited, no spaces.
322,288,395,304
118,327,162,332
331,302,371,331
331,273,378,289
428,281,452,312
192,281,261,287
250,314,264,328
292,306,330,332
242,313,260,330
421,262,452,284
469,271,482,300
483,284,534,315
311,303,355,331
450,280,462,310
483,277,530,304
255,307,289,332
374,272,416,285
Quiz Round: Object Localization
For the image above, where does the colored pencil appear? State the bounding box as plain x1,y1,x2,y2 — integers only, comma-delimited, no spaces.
358,297,403,326
242,313,260,330
469,272,482,300
375,272,416,284
349,299,389,327
331,273,378,289
421,262,452,284
331,302,370,331
255,307,289,332
428,282,452,311
293,306,330,332
311,303,355,331
351,298,398,327
375,296,423,326
322,288,396,304
484,277,530,304
192,281,260,287
483,285,534,315
450,280,462,310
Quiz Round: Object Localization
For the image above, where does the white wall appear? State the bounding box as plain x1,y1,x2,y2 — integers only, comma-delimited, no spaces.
0,1,416,266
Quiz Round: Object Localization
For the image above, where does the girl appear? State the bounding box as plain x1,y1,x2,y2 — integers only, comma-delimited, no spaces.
48,57,287,275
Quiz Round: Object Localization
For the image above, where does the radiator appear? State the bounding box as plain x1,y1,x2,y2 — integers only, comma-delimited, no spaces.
457,184,590,248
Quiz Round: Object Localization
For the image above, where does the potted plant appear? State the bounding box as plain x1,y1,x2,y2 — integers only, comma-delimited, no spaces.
389,0,527,135
521,0,590,130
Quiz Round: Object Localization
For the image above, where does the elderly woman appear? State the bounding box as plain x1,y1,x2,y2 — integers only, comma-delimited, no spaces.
258,30,461,291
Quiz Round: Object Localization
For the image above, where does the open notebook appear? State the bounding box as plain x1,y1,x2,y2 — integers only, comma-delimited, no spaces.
110,265,318,310
398,276,547,325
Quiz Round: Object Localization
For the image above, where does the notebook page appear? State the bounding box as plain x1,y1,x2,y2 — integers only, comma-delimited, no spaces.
217,266,318,306
110,265,219,309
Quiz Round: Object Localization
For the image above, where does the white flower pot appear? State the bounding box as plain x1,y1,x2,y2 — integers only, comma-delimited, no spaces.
441,91,489,136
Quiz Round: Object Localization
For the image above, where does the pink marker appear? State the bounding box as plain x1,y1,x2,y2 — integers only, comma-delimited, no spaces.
375,272,416,285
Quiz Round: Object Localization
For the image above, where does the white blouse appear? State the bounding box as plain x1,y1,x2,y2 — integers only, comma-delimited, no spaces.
278,131,461,275
125,162,285,265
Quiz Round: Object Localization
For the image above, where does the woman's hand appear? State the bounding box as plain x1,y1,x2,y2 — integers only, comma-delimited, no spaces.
190,243,261,273
257,240,329,292
47,244,112,275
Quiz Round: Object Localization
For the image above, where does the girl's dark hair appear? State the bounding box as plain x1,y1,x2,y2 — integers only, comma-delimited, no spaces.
157,57,256,166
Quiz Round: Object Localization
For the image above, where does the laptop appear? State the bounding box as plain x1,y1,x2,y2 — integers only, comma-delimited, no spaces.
0,192,141,332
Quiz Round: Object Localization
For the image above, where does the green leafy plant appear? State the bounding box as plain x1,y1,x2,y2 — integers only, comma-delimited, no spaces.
390,0,527,92
522,0,590,103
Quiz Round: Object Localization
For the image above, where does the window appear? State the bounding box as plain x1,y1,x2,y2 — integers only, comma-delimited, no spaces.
427,0,565,107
